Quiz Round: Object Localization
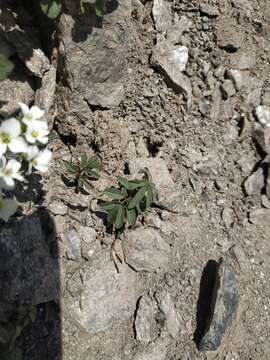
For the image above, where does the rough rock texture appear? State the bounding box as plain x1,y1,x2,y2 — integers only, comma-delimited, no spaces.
65,228,81,260
68,253,144,334
151,36,191,101
199,256,240,351
123,227,171,272
157,290,182,339
58,0,130,109
133,338,168,360
35,66,57,114
152,0,172,34
256,105,270,127
0,215,59,320
135,295,158,342
0,62,35,118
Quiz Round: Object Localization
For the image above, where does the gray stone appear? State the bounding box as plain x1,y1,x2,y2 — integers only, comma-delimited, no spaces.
0,215,59,319
151,36,191,102
226,69,244,91
65,229,81,260
48,201,67,215
68,253,144,334
167,15,191,45
136,136,150,157
244,158,268,195
253,123,270,153
0,63,35,118
199,256,240,351
157,290,182,339
135,295,158,342
220,79,236,99
35,65,57,113
152,0,172,34
221,207,234,229
255,105,270,127
200,4,219,17
123,228,171,272
262,90,270,106
58,0,130,108
249,208,270,227
5,31,50,78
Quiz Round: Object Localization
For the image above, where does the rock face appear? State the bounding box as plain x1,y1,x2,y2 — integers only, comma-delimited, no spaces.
0,215,59,320
68,253,144,334
133,338,168,360
58,0,130,109
123,227,171,272
199,256,240,351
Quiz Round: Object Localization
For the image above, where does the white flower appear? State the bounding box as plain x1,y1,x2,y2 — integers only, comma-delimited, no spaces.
25,146,52,173
0,118,27,156
0,157,24,190
19,102,45,126
25,121,49,144
0,194,17,222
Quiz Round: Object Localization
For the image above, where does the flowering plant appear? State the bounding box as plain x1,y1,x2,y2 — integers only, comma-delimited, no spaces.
0,103,52,222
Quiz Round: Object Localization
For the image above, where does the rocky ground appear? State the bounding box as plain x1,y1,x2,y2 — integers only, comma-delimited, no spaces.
1,0,270,359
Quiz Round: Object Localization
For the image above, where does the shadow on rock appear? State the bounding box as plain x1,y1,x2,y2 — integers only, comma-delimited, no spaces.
193,259,219,348
0,208,62,360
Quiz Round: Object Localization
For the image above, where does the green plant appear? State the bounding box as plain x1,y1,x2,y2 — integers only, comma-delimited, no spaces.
0,54,14,81
63,153,101,193
100,168,158,233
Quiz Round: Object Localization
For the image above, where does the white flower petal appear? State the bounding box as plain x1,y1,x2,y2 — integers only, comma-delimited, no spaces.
18,102,30,116
30,106,45,119
0,118,21,138
0,144,7,156
0,198,17,222
25,145,39,160
2,176,15,189
38,136,49,144
9,137,28,153
7,159,21,173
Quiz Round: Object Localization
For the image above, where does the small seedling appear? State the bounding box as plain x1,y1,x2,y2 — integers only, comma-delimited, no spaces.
100,168,158,233
63,153,101,193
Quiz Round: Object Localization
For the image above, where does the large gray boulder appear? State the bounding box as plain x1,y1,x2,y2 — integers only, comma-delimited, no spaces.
58,0,131,109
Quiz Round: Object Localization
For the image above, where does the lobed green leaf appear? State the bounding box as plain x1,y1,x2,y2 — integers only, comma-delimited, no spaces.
128,186,146,209
103,187,125,200
126,208,136,226
115,205,125,230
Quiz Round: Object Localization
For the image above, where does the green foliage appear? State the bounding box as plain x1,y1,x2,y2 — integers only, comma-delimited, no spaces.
40,0,62,19
63,153,101,193
100,168,158,232
0,54,14,81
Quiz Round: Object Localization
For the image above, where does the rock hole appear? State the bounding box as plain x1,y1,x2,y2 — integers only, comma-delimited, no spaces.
146,138,163,157
193,259,219,348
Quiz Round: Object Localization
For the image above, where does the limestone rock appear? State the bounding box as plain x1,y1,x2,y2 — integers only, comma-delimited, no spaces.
65,229,81,260
157,290,182,339
123,228,171,272
152,0,172,34
58,0,130,109
134,338,168,360
256,105,270,127
68,253,144,334
135,295,158,342
151,36,191,101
